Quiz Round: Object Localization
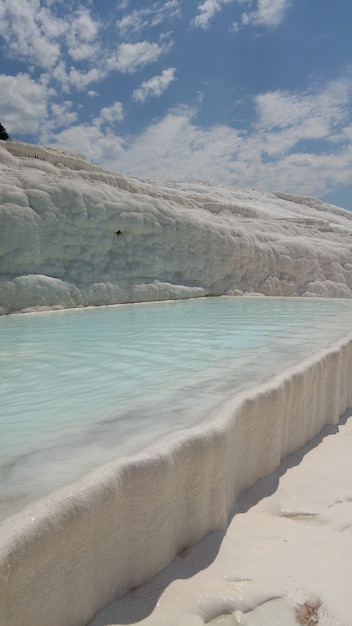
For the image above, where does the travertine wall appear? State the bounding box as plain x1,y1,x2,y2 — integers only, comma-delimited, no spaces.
1,333,351,626
1,141,352,315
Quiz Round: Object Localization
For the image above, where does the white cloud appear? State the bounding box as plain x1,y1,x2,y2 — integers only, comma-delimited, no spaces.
133,68,176,103
0,0,65,69
118,1,130,10
254,76,352,156
98,102,124,124
48,123,126,166
0,1,174,105
67,67,103,90
241,0,292,29
116,12,149,38
192,0,233,30
108,40,172,74
66,41,100,63
50,101,77,129
100,108,245,182
230,21,240,33
47,120,350,200
66,8,100,62
151,0,183,26
116,1,182,38
51,60,70,92
0,73,48,135
70,76,351,200
51,60,106,93
0,1,106,90
72,8,98,42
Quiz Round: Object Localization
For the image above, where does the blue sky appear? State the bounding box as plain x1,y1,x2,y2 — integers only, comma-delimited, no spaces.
0,0,351,209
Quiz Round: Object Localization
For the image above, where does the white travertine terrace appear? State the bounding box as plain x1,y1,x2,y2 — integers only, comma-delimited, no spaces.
1,333,352,626
1,141,352,625
1,140,352,315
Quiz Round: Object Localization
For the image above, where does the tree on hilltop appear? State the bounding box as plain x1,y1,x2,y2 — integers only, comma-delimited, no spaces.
0,123,10,140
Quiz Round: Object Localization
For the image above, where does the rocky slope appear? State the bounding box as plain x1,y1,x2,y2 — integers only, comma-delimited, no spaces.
1,140,352,314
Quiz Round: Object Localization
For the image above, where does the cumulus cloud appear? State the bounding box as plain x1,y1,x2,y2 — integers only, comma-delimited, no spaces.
66,75,350,200
0,0,107,94
28,88,352,204
67,67,103,90
116,12,149,38
254,76,352,155
50,100,77,129
47,123,126,166
91,105,244,182
0,1,175,104
191,0,233,29
133,68,176,103
108,40,172,74
116,1,182,38
51,60,106,93
0,1,177,142
0,0,177,88
150,0,182,26
65,8,100,62
241,0,292,29
0,73,48,135
113,108,242,184
0,0,65,69
190,0,290,33
98,102,124,124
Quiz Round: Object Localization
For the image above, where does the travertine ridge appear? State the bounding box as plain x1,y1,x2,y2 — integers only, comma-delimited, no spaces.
1,140,352,315
1,333,352,626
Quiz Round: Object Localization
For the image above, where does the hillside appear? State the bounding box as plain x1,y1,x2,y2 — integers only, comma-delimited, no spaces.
1,140,352,315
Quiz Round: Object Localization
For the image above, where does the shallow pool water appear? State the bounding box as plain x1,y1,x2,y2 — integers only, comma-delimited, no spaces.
1,296,352,521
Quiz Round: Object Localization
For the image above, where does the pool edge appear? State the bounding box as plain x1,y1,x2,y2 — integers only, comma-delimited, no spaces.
1,331,352,626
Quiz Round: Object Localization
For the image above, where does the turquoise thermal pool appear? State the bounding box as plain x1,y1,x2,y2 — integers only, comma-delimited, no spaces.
1,296,352,522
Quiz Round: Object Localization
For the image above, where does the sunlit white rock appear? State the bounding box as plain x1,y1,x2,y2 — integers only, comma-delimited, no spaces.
1,332,352,626
1,140,352,314
1,140,352,626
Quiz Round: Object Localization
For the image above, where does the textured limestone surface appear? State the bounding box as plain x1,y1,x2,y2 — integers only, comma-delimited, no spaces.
1,140,352,315
90,409,352,626
1,333,352,626
1,140,352,626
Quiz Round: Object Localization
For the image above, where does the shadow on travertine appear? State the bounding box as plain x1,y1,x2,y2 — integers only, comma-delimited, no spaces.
88,529,225,624
233,407,352,515
88,408,352,626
